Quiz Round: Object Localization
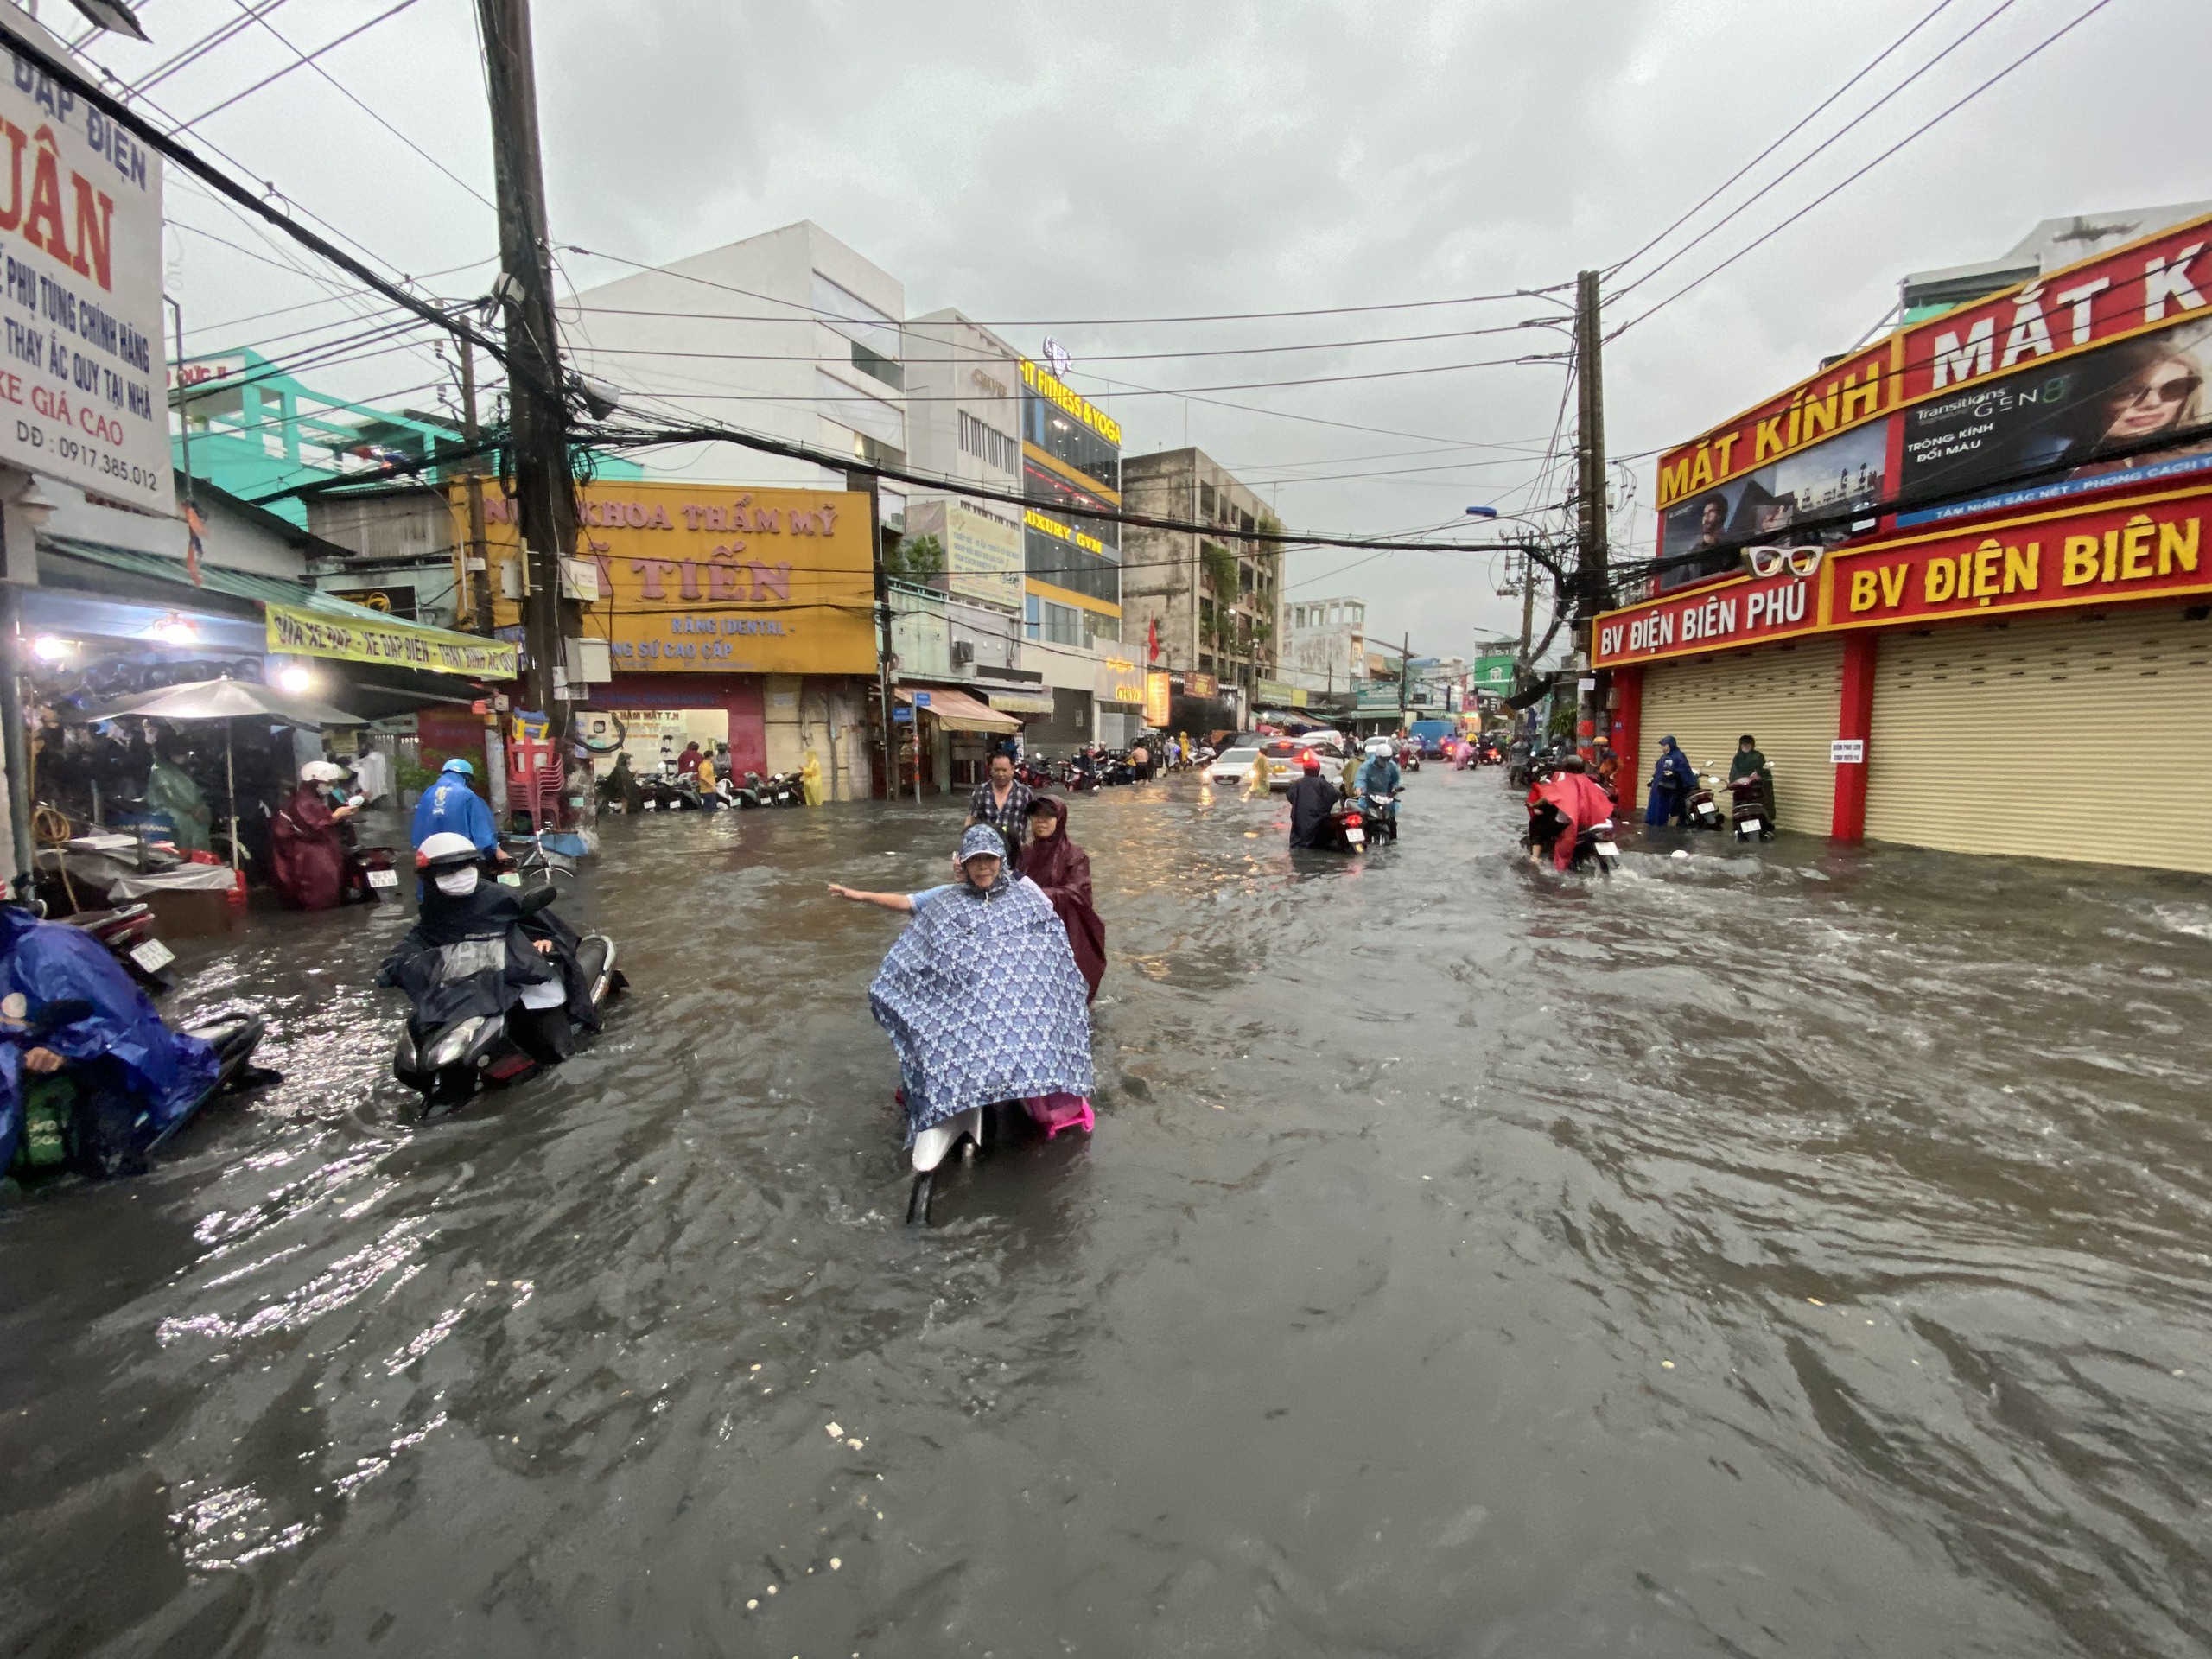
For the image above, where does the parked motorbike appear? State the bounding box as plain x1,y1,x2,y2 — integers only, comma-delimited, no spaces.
347,844,403,904
1729,773,1776,842
758,770,806,807
57,902,179,995
1684,772,1726,830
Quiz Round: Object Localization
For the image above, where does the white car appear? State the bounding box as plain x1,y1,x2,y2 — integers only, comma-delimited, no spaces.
1258,735,1344,790
1208,747,1262,785
1362,736,1395,757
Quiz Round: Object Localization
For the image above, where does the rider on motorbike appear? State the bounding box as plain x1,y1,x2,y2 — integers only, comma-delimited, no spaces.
378,833,598,1065
1356,745,1402,827
1286,752,1341,849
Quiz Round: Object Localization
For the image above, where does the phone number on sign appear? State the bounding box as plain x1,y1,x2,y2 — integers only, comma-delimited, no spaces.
13,420,161,493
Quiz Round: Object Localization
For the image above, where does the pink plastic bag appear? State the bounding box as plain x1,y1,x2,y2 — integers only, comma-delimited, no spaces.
1023,1092,1095,1140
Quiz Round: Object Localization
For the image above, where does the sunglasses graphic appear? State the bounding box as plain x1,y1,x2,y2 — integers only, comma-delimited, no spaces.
1743,544,1827,579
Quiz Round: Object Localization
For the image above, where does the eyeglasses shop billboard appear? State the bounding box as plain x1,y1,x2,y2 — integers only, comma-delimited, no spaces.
0,39,172,517
1653,211,2212,589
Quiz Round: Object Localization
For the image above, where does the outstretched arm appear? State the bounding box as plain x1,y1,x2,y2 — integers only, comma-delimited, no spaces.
827,885,915,912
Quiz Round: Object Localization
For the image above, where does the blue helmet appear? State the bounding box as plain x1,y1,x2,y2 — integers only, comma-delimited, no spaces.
441,757,474,777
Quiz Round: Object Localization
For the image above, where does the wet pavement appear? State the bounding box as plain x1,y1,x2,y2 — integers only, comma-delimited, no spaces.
5,771,2212,1658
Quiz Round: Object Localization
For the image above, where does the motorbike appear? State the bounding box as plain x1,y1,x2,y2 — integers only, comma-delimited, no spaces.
1729,774,1776,841
8,1001,273,1182
391,931,624,1115
1526,799,1621,875
1359,790,1401,844
57,902,179,995
758,770,806,807
346,843,404,905
1685,772,1726,830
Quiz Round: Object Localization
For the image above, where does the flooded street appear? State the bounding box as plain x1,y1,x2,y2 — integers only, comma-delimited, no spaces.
5,771,2212,1658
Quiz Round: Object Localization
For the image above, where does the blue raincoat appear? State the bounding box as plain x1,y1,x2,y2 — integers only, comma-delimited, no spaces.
1645,736,1696,825
867,826,1093,1144
0,907,219,1169
411,766,499,852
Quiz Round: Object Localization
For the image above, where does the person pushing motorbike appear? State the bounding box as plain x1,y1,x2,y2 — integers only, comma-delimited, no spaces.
1286,751,1341,849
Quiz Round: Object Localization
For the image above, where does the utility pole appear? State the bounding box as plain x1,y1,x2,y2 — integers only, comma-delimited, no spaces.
459,339,493,635
1573,269,1610,758
1398,630,1411,731
456,337,510,824
855,469,899,800
477,0,580,805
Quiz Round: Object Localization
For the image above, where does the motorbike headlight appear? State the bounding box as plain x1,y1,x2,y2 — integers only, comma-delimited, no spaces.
426,1017,486,1069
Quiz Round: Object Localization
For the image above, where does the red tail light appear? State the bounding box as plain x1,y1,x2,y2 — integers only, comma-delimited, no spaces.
1346,813,1363,828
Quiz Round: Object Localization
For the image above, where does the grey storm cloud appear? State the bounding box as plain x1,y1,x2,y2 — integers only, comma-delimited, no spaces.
111,0,2206,652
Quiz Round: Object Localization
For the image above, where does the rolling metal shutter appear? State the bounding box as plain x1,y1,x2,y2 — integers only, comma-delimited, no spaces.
1640,638,1842,836
1866,607,2212,873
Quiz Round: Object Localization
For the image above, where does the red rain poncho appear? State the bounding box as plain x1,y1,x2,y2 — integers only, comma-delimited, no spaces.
1532,772,1618,872
269,784,346,910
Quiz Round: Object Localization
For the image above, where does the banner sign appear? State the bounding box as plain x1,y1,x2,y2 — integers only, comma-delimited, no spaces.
459,481,876,677
942,499,1022,610
267,602,519,677
1595,482,2212,667
0,29,172,515
1656,210,2212,563
1142,668,1171,726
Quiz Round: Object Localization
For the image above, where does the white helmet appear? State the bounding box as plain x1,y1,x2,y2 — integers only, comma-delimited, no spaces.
415,831,481,872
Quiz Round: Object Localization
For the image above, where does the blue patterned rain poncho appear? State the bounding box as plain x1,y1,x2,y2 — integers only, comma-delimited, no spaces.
868,826,1094,1143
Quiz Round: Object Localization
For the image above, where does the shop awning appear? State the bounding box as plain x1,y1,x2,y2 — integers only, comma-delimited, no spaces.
897,685,1019,732
982,687,1056,715
40,536,518,679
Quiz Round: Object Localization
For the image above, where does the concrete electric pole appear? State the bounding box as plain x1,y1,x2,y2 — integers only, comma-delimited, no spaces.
1572,268,1609,755
476,0,580,786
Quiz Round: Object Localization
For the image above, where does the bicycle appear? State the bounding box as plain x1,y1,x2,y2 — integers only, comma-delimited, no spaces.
501,825,577,883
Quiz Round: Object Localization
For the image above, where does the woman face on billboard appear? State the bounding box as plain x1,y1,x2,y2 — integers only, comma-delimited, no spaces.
2098,346,2203,444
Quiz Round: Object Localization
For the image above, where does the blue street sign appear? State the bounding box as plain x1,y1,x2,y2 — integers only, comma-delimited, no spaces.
893,707,914,723
912,691,932,706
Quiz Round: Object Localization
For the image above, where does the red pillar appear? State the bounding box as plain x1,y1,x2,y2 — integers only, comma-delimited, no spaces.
1832,632,1876,841
1611,664,1643,823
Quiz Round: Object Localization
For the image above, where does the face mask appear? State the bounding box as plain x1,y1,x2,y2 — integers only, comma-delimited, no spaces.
433,867,480,897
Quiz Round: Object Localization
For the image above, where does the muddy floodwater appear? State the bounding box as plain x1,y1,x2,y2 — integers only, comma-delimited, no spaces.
5,772,2212,1657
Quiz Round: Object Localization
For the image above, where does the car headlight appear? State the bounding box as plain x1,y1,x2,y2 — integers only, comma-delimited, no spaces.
426,1017,486,1069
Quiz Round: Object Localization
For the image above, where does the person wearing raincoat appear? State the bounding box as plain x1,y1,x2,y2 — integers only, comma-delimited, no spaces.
1020,796,1106,1001
0,904,223,1176
269,760,358,910
412,756,499,853
828,823,1095,1147
143,747,213,853
1645,735,1696,826
800,750,824,806
1529,756,1619,871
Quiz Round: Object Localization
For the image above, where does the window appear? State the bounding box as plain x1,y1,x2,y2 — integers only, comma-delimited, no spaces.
851,340,903,391
1024,594,1041,640
1022,392,1120,491
811,270,899,360
1084,609,1119,645
1041,600,1083,646
959,410,1019,474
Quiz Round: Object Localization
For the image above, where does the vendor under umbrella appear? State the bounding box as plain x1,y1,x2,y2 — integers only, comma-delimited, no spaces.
268,761,357,910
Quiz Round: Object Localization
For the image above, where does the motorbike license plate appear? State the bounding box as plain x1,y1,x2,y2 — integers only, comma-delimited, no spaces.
642,799,658,811
366,868,399,889
1595,841,1619,859
1344,826,1365,845
129,938,175,972
1740,818,1764,835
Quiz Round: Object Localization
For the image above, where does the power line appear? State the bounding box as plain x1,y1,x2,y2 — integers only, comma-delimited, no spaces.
230,1,494,209
1605,0,1965,283
1611,0,2122,339
121,0,294,98
563,243,1573,327
1611,0,2027,302
182,0,422,128
191,253,499,337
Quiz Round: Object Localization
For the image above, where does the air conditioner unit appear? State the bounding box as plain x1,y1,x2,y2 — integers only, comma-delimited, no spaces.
950,640,975,668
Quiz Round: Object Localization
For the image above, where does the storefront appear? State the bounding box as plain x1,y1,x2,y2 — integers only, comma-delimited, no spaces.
1595,485,2212,873
462,480,878,798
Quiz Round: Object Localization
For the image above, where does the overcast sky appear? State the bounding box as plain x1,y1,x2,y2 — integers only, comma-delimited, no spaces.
62,0,2211,655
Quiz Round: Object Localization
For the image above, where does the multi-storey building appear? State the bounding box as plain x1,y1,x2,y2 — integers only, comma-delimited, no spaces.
1016,359,1133,744
1119,449,1281,714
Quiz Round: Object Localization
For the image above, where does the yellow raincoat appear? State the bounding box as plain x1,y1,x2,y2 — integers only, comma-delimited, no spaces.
800,751,825,806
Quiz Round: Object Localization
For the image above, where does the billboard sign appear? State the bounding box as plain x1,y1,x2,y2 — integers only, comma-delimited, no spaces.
941,499,1022,609
459,481,877,676
0,34,172,515
1656,210,2212,562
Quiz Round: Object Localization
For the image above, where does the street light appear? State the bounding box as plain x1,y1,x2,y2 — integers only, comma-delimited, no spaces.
1465,505,1500,518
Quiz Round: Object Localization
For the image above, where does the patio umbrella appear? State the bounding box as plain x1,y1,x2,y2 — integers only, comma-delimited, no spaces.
67,677,365,870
